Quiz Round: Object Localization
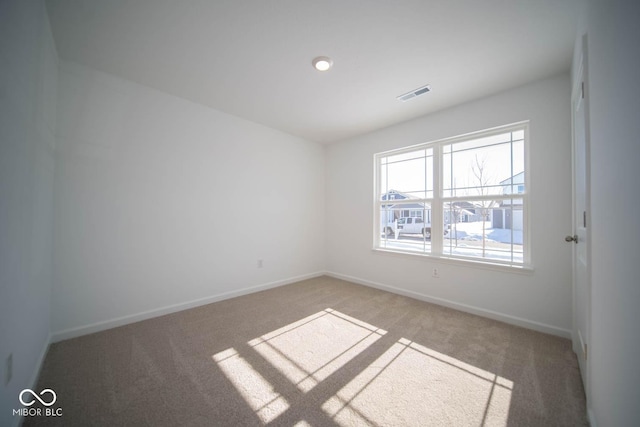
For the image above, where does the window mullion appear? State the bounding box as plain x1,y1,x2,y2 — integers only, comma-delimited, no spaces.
431,144,443,255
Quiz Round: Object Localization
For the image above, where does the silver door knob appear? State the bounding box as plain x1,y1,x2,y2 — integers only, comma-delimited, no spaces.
565,235,578,243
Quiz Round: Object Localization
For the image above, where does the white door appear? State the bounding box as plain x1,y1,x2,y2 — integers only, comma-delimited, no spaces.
571,50,590,393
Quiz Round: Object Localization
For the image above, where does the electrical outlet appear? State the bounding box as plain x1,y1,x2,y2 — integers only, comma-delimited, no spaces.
5,353,12,386
257,259,263,268
432,268,440,278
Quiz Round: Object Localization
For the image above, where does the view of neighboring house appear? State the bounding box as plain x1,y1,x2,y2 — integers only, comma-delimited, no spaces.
381,190,488,228
447,201,485,224
380,190,430,226
500,171,525,195
492,171,524,230
382,172,525,234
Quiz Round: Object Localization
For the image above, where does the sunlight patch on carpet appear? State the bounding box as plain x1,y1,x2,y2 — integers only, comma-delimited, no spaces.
248,308,385,392
213,309,513,426
212,348,289,423
322,338,513,426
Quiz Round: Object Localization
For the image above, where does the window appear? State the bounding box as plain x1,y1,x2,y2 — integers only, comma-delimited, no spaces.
375,122,529,268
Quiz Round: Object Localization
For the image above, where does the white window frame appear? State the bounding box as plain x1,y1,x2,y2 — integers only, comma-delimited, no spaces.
373,121,531,270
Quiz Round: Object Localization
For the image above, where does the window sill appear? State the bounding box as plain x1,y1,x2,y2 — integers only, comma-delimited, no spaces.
372,247,534,275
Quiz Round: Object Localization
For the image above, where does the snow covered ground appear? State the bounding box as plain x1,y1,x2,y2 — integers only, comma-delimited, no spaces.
445,221,523,245
379,220,523,263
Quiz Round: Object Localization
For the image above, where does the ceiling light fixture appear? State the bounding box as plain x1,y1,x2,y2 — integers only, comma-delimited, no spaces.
312,56,333,71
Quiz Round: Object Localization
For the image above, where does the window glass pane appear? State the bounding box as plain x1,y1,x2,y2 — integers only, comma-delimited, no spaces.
501,172,525,196
380,149,433,200
426,154,434,198
387,157,424,195
512,139,525,190
444,139,513,197
443,151,452,195
379,162,388,197
379,204,432,253
444,199,523,264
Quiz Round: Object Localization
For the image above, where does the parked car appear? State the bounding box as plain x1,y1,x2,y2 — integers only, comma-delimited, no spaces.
382,217,448,239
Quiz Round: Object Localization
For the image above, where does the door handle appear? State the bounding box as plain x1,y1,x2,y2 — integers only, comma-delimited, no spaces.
565,235,578,244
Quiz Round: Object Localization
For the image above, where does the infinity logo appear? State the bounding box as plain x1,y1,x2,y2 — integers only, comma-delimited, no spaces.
19,389,57,407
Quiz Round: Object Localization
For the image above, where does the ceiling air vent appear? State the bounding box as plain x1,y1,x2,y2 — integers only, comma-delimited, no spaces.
397,84,431,102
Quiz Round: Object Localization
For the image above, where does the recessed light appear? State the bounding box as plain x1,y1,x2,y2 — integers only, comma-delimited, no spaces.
312,56,333,71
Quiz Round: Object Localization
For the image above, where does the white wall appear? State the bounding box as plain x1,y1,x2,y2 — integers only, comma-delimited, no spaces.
326,74,573,336
580,0,640,425
0,0,57,424
52,62,325,338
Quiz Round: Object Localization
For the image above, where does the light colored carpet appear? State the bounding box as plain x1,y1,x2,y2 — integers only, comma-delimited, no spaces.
27,276,586,426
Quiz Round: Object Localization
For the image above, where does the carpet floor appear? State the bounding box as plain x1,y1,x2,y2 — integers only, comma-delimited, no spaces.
27,276,586,426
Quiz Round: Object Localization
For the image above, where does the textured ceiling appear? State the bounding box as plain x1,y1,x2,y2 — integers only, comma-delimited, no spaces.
46,0,582,143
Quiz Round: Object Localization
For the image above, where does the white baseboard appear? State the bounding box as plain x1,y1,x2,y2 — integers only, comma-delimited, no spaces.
325,271,572,339
51,271,325,342
29,332,51,390
51,269,571,342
